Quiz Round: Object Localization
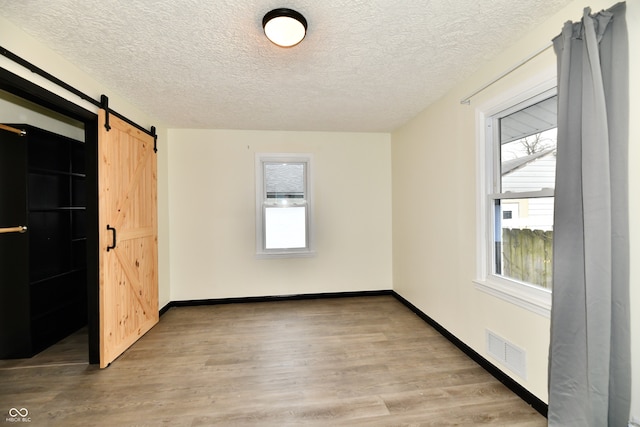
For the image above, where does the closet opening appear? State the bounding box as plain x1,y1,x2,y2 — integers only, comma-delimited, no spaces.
0,69,99,365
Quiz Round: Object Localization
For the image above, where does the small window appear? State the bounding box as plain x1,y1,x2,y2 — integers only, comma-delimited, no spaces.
256,154,314,257
488,92,557,290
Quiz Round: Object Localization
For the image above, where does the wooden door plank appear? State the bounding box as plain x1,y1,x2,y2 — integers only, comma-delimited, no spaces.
118,227,156,241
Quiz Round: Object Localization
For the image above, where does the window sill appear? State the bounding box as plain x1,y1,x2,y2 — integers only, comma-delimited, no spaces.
473,276,551,318
256,250,316,260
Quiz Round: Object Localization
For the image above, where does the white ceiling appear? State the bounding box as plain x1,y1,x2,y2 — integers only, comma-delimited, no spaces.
0,1,572,132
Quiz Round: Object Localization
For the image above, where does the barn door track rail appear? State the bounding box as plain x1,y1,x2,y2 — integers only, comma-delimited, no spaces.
0,45,157,149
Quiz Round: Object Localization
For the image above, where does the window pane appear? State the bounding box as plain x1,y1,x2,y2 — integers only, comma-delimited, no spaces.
500,96,557,193
494,198,553,289
265,163,305,199
265,206,306,249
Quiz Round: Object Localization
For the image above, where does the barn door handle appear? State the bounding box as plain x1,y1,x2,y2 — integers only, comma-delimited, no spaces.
106,225,117,251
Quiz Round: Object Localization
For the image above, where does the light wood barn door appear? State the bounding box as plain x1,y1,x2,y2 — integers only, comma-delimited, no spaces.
98,110,158,368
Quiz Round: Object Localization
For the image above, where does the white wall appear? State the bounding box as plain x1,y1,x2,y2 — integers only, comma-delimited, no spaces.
0,16,171,308
168,129,392,300
392,0,639,415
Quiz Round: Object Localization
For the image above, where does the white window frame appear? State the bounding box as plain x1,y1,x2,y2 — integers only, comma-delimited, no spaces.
473,79,556,318
255,153,315,258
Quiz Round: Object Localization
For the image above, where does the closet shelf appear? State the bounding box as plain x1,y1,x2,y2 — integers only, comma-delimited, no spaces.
31,299,85,322
29,167,86,178
29,268,87,286
29,207,86,212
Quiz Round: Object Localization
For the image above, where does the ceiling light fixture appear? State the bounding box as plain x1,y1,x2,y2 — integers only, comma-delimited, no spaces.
262,8,307,48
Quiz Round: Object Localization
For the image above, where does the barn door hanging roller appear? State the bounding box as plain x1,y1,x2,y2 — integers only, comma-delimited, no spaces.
100,94,111,131
151,126,157,153
99,95,158,153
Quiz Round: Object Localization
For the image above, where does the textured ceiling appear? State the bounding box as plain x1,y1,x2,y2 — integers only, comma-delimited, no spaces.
0,1,573,132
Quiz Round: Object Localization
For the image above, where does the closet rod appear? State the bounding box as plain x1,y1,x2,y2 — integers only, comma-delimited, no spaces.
460,42,553,105
0,45,155,138
0,226,27,234
0,123,26,136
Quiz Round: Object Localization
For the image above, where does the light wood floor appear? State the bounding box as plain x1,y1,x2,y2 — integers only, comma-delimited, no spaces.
0,327,88,370
0,296,546,426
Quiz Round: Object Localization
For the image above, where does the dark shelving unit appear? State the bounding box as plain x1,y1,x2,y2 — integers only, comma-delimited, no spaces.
1,124,87,358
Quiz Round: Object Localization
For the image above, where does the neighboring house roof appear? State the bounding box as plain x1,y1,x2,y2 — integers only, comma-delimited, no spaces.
502,148,556,175
500,97,557,144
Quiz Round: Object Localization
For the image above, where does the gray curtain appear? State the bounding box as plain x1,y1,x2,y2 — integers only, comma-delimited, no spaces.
548,2,630,426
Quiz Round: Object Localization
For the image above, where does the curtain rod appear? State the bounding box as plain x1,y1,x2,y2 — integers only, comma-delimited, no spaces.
0,45,154,137
460,42,554,105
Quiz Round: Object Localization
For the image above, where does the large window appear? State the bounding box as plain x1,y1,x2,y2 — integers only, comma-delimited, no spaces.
255,153,314,257
491,92,557,289
476,87,557,316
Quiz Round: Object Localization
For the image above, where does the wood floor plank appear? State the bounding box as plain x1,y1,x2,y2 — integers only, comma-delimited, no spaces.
0,296,546,426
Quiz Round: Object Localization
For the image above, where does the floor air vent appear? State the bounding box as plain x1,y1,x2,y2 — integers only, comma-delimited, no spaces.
486,330,527,379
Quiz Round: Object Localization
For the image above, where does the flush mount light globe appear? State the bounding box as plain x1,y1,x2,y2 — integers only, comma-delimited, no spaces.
262,8,307,47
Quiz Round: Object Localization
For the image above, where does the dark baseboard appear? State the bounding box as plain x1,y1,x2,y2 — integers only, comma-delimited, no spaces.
159,302,172,316
159,290,393,315
391,291,548,418
157,289,547,418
